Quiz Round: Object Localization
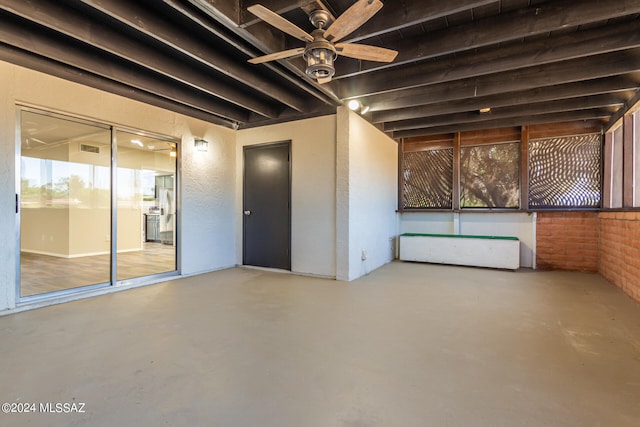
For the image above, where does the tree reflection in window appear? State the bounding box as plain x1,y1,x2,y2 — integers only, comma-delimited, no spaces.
20,158,110,208
460,142,520,208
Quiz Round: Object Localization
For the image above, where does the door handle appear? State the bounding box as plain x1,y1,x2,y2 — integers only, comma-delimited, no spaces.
244,210,251,215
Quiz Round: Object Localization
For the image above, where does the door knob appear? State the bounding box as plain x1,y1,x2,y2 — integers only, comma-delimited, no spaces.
244,210,251,215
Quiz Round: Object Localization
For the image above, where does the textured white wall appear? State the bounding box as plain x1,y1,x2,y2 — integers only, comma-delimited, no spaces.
236,116,337,278
336,107,398,281
399,212,535,268
335,110,350,281
179,124,237,275
0,64,17,311
0,61,236,311
400,212,457,235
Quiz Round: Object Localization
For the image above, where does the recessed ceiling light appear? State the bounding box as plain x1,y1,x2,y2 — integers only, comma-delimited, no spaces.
348,100,360,111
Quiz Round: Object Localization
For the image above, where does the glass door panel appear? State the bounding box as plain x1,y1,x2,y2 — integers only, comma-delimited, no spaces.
19,111,111,297
115,131,176,281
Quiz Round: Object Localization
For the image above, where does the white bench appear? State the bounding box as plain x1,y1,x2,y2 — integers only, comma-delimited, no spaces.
399,233,520,270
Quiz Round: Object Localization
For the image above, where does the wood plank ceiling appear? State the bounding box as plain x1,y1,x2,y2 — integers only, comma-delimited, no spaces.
0,0,639,138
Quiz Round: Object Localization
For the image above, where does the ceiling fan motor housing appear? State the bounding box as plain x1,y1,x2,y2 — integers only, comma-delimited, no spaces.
309,10,331,29
304,29,337,79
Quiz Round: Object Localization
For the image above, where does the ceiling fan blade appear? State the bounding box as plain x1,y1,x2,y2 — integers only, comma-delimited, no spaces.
317,76,332,84
248,4,314,42
248,47,305,64
336,43,398,62
323,0,382,42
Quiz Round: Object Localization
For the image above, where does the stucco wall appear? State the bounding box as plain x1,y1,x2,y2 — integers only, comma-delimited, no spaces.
0,61,236,311
400,212,456,235
236,116,337,278
336,107,398,281
180,122,237,275
0,64,17,311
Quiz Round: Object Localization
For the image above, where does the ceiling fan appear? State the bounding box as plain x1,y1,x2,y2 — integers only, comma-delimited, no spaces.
247,0,398,84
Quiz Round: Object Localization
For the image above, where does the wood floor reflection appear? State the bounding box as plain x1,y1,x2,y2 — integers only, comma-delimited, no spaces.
20,242,176,297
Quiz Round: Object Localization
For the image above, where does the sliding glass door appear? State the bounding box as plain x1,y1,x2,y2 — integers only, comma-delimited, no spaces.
18,109,178,299
115,131,176,281
19,111,112,297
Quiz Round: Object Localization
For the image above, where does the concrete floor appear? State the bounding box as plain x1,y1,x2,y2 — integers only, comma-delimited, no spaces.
1,262,639,427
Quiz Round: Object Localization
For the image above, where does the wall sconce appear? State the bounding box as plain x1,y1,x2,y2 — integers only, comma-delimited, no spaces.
347,99,370,115
194,138,209,152
348,99,360,111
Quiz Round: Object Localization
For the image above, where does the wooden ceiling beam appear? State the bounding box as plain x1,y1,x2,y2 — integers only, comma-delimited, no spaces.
333,0,640,78
239,0,321,25
0,13,251,123
0,0,284,118
604,89,640,132
372,76,640,123
339,20,640,99
336,0,496,43
365,48,640,112
384,94,625,132
0,44,237,128
239,0,496,40
392,110,611,139
71,0,309,114
185,0,341,106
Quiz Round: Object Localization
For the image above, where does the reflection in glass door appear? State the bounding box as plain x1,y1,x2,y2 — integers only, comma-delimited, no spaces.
19,110,111,297
115,131,176,281
19,110,178,299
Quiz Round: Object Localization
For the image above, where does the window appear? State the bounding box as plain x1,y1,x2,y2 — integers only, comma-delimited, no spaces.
403,148,453,209
460,142,520,208
400,128,603,211
528,133,601,208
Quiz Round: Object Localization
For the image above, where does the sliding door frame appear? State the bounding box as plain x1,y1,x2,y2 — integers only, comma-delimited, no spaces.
15,105,181,304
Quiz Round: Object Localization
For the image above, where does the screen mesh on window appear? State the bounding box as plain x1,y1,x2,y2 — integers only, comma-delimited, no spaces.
460,142,520,208
403,149,453,208
528,133,601,208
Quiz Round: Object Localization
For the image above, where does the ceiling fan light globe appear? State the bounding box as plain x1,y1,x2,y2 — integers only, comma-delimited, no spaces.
304,46,336,80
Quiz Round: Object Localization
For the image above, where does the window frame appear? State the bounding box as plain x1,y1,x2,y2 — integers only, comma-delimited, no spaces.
459,140,521,209
398,125,606,213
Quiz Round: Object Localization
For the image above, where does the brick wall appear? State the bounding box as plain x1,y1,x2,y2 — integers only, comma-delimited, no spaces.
536,212,599,272
599,212,640,304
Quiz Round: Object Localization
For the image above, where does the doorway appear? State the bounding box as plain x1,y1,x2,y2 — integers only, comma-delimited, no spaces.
243,142,291,270
18,109,178,299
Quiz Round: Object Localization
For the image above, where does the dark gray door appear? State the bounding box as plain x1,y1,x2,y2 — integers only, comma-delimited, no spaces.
243,142,291,270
